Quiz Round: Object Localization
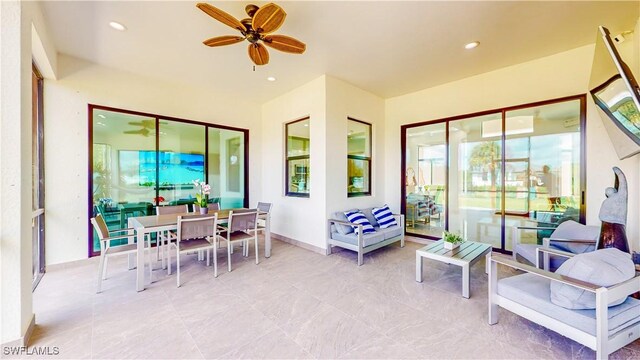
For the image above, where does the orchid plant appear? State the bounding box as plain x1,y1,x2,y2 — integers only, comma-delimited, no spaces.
192,179,211,208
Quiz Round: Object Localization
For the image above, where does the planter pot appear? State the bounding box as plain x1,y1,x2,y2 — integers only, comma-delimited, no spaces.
443,241,460,250
199,207,208,215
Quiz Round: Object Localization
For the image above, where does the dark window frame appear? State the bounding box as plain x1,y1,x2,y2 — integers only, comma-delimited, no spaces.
347,117,372,197
285,117,310,198
400,94,587,255
88,104,250,257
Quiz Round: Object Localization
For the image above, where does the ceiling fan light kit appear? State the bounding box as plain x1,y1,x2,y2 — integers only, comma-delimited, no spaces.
197,2,306,66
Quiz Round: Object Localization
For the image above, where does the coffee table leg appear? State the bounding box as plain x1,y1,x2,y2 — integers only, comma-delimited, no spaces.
462,263,470,298
416,253,423,282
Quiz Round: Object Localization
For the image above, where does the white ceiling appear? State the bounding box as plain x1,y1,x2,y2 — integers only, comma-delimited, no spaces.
41,1,639,104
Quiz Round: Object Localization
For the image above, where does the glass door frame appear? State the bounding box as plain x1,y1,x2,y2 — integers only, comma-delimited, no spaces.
32,63,46,289
400,94,587,254
87,104,250,257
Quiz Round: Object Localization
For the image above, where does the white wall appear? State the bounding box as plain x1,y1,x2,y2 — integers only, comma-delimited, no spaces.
259,75,386,251
260,76,327,249
0,0,48,346
45,55,262,265
385,42,640,252
324,76,386,218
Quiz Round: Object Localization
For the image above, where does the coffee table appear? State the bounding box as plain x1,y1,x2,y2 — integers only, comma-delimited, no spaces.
415,240,492,299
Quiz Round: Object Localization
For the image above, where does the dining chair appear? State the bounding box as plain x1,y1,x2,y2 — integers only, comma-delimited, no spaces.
214,209,259,276
155,204,189,269
247,202,272,255
193,202,221,213
167,213,218,287
91,214,152,293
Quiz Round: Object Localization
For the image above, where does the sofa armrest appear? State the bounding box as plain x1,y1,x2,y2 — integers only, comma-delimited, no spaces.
392,214,405,231
516,226,558,231
328,218,353,227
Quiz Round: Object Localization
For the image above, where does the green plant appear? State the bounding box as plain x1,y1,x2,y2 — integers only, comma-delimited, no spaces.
443,231,464,244
192,179,210,207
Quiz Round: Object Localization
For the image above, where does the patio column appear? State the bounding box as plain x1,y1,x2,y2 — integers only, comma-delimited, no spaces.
0,0,35,347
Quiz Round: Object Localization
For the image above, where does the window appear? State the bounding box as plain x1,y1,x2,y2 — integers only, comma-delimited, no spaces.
89,105,249,256
401,95,586,255
285,118,310,197
347,117,372,196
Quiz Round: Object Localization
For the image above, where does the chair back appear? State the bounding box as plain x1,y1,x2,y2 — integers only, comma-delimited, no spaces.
194,203,220,212
177,213,217,242
91,214,110,240
156,204,189,215
257,202,272,213
228,210,258,233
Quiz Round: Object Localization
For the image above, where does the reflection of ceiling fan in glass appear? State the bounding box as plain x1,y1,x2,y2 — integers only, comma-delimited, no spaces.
123,119,167,137
196,2,306,66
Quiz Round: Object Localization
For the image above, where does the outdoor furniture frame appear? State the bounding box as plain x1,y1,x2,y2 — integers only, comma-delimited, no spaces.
327,214,405,266
416,240,492,299
488,251,640,360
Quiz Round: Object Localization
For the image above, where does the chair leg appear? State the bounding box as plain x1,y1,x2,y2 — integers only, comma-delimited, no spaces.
214,240,218,277
255,238,259,265
358,252,363,266
96,254,106,293
228,242,232,272
102,257,109,280
167,246,172,275
176,251,181,287
206,248,210,267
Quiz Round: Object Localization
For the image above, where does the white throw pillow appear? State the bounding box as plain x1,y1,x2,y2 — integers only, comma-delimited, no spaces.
550,248,635,310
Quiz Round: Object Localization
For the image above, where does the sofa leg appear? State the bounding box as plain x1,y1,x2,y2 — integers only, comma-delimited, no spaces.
400,237,405,248
357,252,363,266
327,244,332,255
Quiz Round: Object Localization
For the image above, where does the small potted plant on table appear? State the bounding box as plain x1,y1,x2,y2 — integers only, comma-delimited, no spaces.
443,231,464,250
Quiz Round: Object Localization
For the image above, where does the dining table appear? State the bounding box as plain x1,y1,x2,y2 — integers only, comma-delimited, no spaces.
127,208,271,291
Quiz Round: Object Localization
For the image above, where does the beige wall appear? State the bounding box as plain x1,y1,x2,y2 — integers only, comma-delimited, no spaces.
44,55,262,265
385,41,640,252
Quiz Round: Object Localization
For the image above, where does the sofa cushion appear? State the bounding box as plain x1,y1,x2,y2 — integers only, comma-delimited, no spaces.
360,208,379,228
345,210,376,235
499,273,640,336
550,248,636,309
372,205,398,229
331,231,385,247
333,211,355,235
379,225,402,240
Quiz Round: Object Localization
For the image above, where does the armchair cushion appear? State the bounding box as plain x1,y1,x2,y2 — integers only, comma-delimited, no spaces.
499,273,640,336
550,248,636,309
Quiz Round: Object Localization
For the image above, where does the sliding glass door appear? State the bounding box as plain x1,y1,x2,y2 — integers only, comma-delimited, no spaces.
448,113,503,249
89,106,249,257
401,95,585,254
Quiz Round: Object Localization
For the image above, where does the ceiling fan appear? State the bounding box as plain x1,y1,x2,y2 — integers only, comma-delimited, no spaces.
124,119,167,137
196,2,306,66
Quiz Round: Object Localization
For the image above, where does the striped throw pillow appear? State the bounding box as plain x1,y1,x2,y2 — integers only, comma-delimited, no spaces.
372,205,398,229
344,210,376,235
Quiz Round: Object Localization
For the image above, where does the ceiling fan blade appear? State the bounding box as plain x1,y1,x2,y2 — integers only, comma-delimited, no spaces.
252,3,286,34
124,129,149,136
203,35,245,47
248,43,269,66
263,35,306,54
196,3,246,32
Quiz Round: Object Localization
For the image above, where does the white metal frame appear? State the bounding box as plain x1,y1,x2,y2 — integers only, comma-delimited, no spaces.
488,252,640,359
214,210,259,277
167,213,219,287
415,240,492,298
327,214,405,266
91,215,152,293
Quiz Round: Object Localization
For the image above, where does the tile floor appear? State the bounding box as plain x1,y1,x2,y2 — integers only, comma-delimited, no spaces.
18,239,640,359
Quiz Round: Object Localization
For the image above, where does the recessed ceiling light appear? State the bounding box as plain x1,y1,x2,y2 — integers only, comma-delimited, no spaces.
303,124,309,127
97,114,106,119
267,76,276,82
109,21,127,31
465,41,480,50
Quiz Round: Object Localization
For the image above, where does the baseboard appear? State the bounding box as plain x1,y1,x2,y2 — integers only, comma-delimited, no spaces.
271,233,327,255
1,313,35,348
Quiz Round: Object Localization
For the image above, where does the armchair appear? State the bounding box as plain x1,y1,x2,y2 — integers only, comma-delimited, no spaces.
512,220,599,271
489,252,640,360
